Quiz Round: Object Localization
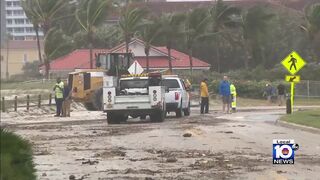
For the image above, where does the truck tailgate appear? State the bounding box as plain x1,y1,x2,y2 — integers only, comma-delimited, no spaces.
115,95,150,103
165,89,181,103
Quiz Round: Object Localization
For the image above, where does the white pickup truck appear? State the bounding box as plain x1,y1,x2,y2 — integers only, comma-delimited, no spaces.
103,74,166,124
162,76,191,117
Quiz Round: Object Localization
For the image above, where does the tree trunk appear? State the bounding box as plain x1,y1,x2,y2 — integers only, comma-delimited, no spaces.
44,57,50,79
244,40,251,69
145,47,150,73
167,46,173,73
126,37,130,67
188,48,193,77
89,43,93,69
244,48,250,69
42,22,51,79
34,24,42,64
216,41,220,73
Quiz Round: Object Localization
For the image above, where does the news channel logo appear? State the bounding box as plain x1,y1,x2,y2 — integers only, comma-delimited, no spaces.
273,139,299,164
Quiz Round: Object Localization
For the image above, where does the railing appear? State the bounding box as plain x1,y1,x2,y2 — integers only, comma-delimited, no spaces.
295,80,320,98
1,93,54,112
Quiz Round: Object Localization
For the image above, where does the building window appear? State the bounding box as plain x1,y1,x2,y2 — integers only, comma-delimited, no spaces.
25,27,34,33
7,28,13,33
12,1,21,7
25,19,31,24
6,2,12,7
6,10,12,15
7,19,13,24
15,19,25,24
14,27,25,33
13,10,24,16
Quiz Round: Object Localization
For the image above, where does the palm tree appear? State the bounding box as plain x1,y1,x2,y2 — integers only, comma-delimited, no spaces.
21,0,68,78
76,0,111,69
22,0,42,64
210,0,240,72
159,13,185,73
185,8,212,76
119,7,147,65
44,28,74,61
239,6,274,69
300,3,320,62
138,19,162,72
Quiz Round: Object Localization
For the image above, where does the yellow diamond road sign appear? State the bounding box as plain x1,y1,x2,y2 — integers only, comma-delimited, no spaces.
281,51,306,75
285,75,300,83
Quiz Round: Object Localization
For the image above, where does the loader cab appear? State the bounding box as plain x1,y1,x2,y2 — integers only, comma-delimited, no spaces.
96,52,134,77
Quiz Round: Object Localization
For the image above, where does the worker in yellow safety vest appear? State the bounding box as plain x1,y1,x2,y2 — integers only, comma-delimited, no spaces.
53,77,64,117
230,83,237,112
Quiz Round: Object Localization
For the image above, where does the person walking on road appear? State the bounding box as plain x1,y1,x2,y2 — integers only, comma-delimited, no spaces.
219,76,231,114
200,78,209,114
62,82,72,117
277,83,286,106
230,82,237,112
264,83,273,104
53,77,64,117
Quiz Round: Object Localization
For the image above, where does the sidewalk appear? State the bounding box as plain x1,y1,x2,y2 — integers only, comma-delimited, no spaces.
191,105,320,112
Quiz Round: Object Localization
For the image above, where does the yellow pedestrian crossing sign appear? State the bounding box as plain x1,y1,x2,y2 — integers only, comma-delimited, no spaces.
285,75,300,83
281,51,306,75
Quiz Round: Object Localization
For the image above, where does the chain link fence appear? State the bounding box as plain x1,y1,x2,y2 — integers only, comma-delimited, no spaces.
295,80,320,98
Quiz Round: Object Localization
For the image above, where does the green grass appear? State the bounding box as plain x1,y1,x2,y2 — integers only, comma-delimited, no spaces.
0,128,36,180
237,97,320,107
281,109,320,129
1,80,54,90
208,97,320,107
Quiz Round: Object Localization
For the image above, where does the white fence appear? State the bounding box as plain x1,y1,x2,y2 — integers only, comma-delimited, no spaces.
295,80,320,98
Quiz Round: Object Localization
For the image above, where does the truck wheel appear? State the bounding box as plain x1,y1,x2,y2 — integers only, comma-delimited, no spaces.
107,113,120,124
184,102,191,116
92,88,103,110
119,115,128,122
150,110,165,123
176,104,183,118
84,102,96,111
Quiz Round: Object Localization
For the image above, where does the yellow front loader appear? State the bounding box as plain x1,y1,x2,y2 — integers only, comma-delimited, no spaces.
68,52,133,110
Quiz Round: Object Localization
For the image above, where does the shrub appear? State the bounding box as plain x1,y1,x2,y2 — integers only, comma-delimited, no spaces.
1,128,36,180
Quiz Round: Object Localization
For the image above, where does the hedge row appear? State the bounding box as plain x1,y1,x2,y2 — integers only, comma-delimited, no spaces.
207,80,290,99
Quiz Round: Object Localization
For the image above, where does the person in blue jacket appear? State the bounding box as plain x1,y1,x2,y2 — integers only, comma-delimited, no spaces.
219,76,231,113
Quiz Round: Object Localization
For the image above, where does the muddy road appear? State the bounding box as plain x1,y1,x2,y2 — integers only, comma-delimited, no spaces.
2,109,320,180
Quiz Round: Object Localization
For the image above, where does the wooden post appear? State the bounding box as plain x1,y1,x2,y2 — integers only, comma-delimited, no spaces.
1,97,5,112
14,96,17,112
27,95,30,111
49,93,52,106
38,94,41,108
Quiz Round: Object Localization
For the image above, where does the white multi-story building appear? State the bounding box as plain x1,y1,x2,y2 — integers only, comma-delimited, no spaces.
4,0,43,40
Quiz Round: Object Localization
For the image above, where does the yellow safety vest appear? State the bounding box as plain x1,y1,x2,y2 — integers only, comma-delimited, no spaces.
230,84,237,96
55,82,64,99
230,84,237,108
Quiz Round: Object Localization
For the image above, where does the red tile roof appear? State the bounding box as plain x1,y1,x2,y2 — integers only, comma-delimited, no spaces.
48,49,108,71
136,46,210,69
47,41,210,71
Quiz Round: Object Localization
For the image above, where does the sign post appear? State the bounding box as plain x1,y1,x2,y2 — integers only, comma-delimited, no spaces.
281,51,306,113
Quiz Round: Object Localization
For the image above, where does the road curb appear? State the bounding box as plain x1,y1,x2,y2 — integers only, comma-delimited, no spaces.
276,119,320,134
